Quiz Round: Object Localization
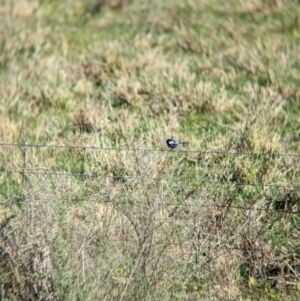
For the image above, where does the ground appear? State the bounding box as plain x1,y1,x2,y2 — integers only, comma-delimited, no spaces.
0,0,300,300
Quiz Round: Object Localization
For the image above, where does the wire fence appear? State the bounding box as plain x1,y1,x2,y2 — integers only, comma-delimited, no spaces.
1,141,299,215
1,141,300,298
1,141,300,157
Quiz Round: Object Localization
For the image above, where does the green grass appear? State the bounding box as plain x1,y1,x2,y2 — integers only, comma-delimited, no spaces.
0,0,300,300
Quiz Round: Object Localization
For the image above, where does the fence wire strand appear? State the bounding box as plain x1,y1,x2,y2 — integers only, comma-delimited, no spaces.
1,141,299,157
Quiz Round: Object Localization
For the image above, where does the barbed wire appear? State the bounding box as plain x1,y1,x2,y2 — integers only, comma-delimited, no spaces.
1,169,299,190
0,141,299,157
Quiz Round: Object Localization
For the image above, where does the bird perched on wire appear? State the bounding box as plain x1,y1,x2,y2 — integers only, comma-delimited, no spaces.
166,138,189,149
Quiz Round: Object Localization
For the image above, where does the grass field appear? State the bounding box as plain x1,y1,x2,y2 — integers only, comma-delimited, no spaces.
1,0,300,300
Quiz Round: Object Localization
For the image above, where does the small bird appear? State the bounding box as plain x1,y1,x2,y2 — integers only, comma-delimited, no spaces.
166,138,189,149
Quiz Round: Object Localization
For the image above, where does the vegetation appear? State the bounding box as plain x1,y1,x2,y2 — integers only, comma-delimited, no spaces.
0,0,299,300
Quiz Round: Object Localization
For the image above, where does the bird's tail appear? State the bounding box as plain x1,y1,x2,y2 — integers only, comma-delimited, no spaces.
178,142,189,145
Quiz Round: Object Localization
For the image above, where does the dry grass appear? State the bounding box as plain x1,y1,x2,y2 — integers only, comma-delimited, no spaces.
1,0,300,300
